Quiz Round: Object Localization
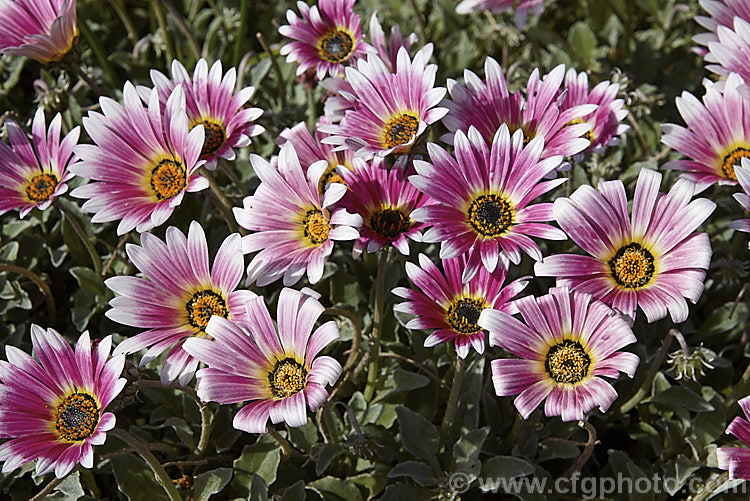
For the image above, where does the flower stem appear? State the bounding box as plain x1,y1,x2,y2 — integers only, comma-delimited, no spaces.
0,264,56,322
57,202,102,275
408,0,427,43
619,329,677,414
232,0,248,68
152,0,174,63
110,428,181,501
363,250,388,402
30,469,71,501
256,32,286,108
562,421,597,477
324,307,363,402
202,169,243,235
692,471,730,501
439,354,465,445
194,401,213,457
267,426,291,460
78,21,120,89
160,0,201,61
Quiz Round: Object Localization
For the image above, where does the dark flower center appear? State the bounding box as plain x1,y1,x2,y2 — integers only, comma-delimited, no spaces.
382,113,419,149
720,147,750,182
268,358,308,398
150,159,187,200
565,118,594,142
25,173,58,202
467,193,515,237
55,392,100,442
186,289,229,330
608,242,655,289
303,210,330,246
370,208,411,239
545,340,591,384
318,163,345,195
446,297,485,335
194,120,227,157
318,29,355,63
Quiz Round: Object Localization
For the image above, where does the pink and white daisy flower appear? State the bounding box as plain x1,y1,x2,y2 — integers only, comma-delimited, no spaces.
560,68,629,156
183,288,342,434
276,117,358,196
661,73,750,191
234,142,362,287
730,158,750,233
693,0,750,54
0,0,78,64
480,287,639,421
455,0,545,29
0,107,79,217
337,157,434,258
705,16,750,85
393,253,528,358
368,13,418,72
717,395,750,479
410,125,567,283
70,82,208,235
279,0,371,81
0,325,126,478
141,58,264,170
106,221,254,386
441,58,595,161
534,168,715,324
319,45,448,161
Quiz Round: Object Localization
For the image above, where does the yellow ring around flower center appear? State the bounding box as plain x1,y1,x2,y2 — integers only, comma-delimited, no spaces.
317,28,355,63
150,158,187,200
302,210,330,246
608,242,655,289
446,297,486,335
370,207,411,239
185,289,229,330
268,358,308,398
382,113,420,149
719,147,750,182
192,119,227,157
544,340,591,384
25,173,59,203
55,392,100,442
467,193,515,238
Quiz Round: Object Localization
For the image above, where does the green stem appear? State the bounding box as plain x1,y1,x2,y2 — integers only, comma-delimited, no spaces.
194,401,213,457
363,251,388,402
219,160,250,198
152,0,175,63
562,421,597,477
106,0,139,45
30,469,70,501
58,203,102,275
725,359,750,414
110,428,181,501
232,0,248,68
256,32,286,108
439,354,465,445
324,307,363,402
267,426,291,459
692,471,730,501
160,0,201,61
408,0,427,43
78,21,120,89
619,329,676,414
202,169,242,235
70,64,106,97
0,264,56,322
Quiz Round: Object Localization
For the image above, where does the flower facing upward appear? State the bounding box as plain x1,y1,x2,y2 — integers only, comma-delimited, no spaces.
0,107,79,218
393,253,529,358
717,396,750,479
141,58,264,170
0,325,126,478
441,59,595,161
234,142,362,287
337,157,434,258
70,82,207,234
0,0,78,63
662,74,750,191
560,68,629,156
319,45,448,160
731,159,750,233
480,287,639,421
410,125,567,283
106,221,255,386
535,168,715,324
183,288,342,433
279,0,371,81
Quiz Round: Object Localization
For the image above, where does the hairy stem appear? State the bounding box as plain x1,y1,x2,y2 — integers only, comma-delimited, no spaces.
620,329,677,414
562,421,597,477
439,354,465,445
267,426,291,460
363,250,388,402
110,428,181,501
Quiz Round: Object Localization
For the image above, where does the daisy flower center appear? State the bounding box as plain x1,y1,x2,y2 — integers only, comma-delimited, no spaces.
370,207,411,239
318,28,355,63
303,210,330,245
268,358,308,398
194,119,227,157
150,159,187,200
25,173,58,202
467,193,515,237
545,340,591,384
382,113,419,149
55,392,100,442
318,164,345,195
186,290,229,330
565,118,594,142
446,297,486,335
608,242,655,289
720,147,750,182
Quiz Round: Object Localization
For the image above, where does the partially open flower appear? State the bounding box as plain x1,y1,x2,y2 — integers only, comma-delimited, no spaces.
0,0,78,64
